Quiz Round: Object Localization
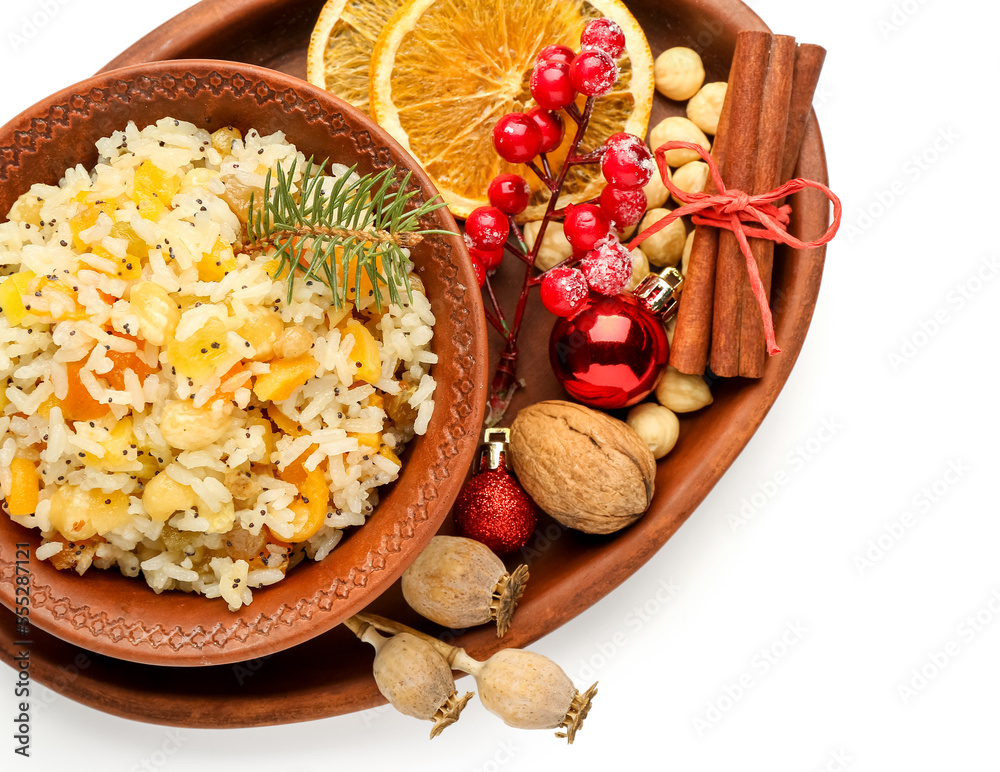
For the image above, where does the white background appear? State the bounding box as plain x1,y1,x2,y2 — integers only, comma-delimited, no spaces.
1,0,997,770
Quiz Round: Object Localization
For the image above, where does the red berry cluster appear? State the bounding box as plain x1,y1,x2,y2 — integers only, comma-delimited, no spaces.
467,16,661,386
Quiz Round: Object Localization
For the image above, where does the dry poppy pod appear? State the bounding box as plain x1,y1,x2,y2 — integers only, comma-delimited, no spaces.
365,629,472,738
402,535,529,637
464,648,598,743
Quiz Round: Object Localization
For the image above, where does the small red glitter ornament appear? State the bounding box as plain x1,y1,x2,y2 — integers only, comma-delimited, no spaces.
453,428,538,554
549,267,683,409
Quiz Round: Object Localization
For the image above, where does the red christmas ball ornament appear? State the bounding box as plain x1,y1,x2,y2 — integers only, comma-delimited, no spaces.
453,428,538,554
549,267,684,409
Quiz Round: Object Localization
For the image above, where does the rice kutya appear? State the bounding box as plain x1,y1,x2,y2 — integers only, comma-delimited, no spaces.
0,118,436,611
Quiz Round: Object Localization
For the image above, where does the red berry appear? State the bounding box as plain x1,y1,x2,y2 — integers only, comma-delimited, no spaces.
580,236,632,295
563,203,611,252
599,185,647,227
601,133,654,189
465,206,509,250
605,131,638,149
527,107,565,154
492,113,542,163
540,267,589,317
530,60,577,110
488,173,531,215
470,254,486,287
536,44,576,65
469,244,504,271
569,48,618,96
581,18,626,58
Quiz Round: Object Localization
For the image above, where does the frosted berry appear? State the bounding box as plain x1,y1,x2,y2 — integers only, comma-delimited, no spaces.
581,18,626,58
469,244,504,271
540,266,589,317
580,236,632,295
569,48,618,96
601,133,654,189
488,174,531,215
536,44,576,65
599,185,647,227
470,254,486,287
563,203,611,252
530,60,577,111
465,206,509,250
528,107,565,154
492,113,542,163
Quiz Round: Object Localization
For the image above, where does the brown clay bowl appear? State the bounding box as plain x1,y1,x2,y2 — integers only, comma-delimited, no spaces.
0,60,487,666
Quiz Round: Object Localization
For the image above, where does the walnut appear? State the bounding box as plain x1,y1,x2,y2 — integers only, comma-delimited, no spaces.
509,401,656,535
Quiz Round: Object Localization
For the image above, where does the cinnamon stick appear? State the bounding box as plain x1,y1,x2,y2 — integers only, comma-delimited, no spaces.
667,74,732,374
736,42,826,376
780,44,827,187
669,30,771,375
736,35,797,377
708,31,772,378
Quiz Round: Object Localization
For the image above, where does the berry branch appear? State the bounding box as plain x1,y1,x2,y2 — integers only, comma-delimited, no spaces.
463,18,658,426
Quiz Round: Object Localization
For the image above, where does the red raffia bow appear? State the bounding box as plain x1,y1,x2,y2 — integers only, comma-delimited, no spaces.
627,141,842,356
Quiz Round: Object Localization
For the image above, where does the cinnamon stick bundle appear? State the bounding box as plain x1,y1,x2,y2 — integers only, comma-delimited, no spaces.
668,31,827,378
669,31,771,375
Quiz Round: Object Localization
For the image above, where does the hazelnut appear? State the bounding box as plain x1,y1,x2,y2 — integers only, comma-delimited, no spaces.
681,230,695,276
654,47,705,101
687,81,728,135
643,166,670,210
637,208,686,267
625,247,650,292
648,117,711,167
670,161,709,205
523,220,573,271
655,366,713,413
626,403,680,459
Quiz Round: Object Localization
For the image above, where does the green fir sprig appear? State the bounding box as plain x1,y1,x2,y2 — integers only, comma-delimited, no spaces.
242,159,450,309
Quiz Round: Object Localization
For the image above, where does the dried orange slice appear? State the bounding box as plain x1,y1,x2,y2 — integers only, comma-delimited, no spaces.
306,0,403,114
369,0,653,220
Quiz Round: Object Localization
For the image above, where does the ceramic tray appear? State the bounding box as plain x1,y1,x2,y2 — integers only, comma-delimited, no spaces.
0,0,829,727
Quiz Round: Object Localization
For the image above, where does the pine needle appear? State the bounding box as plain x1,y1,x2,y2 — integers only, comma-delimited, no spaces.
240,159,450,309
